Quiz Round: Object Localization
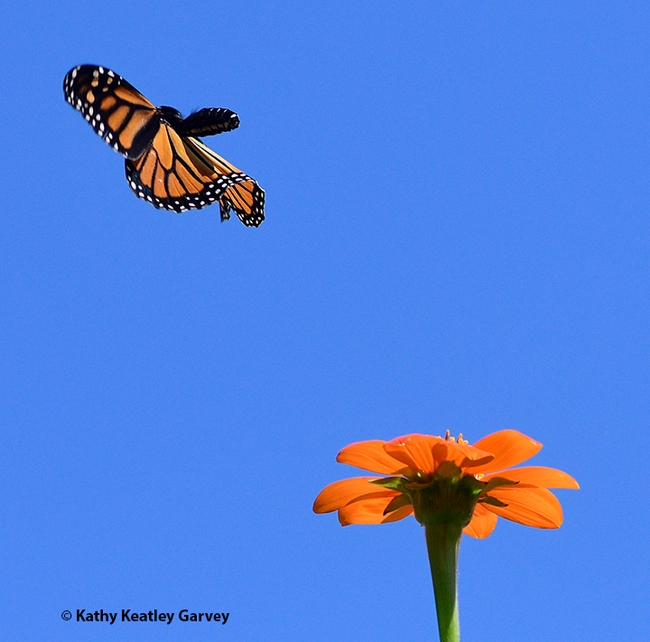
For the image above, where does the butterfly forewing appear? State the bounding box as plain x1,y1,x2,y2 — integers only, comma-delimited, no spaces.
64,65,160,160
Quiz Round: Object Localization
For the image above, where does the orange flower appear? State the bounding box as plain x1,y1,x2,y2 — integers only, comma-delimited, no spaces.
313,429,579,538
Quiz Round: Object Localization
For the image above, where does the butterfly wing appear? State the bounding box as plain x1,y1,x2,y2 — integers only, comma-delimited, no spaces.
63,65,161,160
125,126,265,226
184,137,265,227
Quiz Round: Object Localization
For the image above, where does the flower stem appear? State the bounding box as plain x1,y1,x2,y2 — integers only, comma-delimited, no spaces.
424,522,461,642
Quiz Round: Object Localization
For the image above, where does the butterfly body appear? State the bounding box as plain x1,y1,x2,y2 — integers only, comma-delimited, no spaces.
63,65,264,226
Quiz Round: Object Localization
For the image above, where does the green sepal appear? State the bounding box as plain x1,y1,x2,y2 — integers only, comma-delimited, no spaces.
481,495,508,508
457,473,486,496
482,476,518,492
370,476,406,492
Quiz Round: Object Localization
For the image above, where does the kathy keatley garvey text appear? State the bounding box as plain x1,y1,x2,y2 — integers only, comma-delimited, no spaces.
75,609,230,624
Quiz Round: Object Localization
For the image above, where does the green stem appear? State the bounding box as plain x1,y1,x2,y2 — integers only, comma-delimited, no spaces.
424,522,461,642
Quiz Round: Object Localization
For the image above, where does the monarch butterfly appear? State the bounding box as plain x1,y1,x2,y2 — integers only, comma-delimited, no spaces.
63,65,264,227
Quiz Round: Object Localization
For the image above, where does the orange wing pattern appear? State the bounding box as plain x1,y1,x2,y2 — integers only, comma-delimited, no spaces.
63,65,264,226
125,126,265,225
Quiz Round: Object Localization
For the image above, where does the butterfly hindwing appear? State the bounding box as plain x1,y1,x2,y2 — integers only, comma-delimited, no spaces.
125,127,265,226
219,179,266,227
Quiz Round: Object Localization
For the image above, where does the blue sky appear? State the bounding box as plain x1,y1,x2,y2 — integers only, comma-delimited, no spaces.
1,1,648,640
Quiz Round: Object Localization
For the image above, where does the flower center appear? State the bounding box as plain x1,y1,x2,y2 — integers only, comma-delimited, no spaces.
444,429,469,446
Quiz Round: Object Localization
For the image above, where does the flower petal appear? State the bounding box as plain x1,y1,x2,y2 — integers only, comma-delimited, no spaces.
313,477,386,513
337,440,404,474
384,434,441,473
463,504,498,539
483,486,564,529
486,466,579,489
338,494,412,526
471,430,542,474
381,505,415,523
432,440,494,469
